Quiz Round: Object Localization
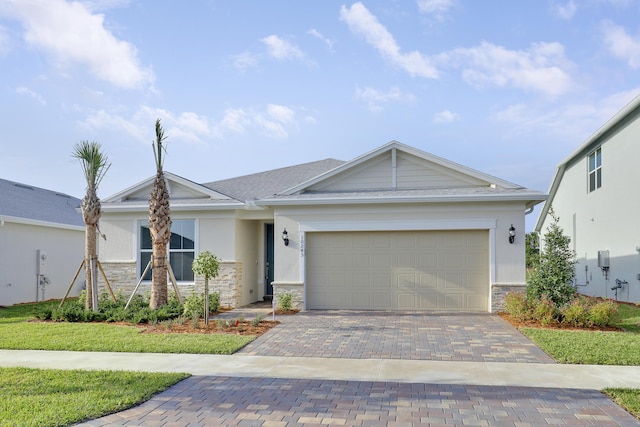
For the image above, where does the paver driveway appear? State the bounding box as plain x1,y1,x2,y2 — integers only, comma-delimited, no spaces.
76,311,639,426
240,310,555,363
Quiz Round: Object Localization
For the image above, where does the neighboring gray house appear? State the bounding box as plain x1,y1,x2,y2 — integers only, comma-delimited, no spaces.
100,141,546,312
536,94,640,304
0,178,85,306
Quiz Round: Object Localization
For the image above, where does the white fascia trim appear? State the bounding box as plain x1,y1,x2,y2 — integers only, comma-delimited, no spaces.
102,203,244,213
258,194,547,206
0,215,84,231
300,219,497,232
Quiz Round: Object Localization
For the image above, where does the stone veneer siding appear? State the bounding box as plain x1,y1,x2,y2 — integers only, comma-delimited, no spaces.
491,284,526,313
99,261,242,308
272,282,304,310
270,282,522,313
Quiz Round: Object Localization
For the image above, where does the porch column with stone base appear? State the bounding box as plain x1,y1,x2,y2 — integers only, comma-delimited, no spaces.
272,281,304,311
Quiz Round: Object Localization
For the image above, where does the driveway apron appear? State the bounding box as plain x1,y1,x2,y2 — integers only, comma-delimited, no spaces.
239,311,555,363
75,311,640,426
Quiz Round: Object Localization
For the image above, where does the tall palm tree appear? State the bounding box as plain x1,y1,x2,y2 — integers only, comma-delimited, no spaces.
149,119,171,309
72,141,110,311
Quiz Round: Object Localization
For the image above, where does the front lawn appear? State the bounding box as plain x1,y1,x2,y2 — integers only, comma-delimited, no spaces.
512,301,640,420
0,301,254,354
518,303,640,365
0,367,188,427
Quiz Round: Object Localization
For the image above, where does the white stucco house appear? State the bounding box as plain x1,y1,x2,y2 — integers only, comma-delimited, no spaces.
535,94,640,304
0,178,85,306
99,141,546,312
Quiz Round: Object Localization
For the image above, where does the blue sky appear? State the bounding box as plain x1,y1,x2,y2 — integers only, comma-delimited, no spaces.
1,0,640,230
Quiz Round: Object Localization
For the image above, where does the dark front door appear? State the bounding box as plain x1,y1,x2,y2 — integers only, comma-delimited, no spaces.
264,224,275,300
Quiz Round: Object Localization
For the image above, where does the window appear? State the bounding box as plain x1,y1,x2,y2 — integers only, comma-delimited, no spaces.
588,147,602,192
139,219,195,282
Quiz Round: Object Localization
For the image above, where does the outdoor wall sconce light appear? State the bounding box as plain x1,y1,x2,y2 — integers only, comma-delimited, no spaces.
282,228,289,246
509,224,516,244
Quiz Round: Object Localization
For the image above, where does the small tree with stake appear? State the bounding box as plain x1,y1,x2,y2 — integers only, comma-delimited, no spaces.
192,251,220,325
527,209,577,307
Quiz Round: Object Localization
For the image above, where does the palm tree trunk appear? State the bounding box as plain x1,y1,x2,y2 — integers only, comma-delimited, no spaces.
150,242,168,309
84,223,96,310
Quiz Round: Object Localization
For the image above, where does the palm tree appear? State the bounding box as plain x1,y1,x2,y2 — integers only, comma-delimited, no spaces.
149,119,171,309
72,141,110,310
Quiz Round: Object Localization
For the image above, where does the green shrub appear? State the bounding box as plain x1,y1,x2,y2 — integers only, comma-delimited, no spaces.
34,305,53,321
560,295,591,327
531,294,558,326
277,293,293,312
589,299,619,327
503,292,531,321
182,292,220,318
251,314,264,327
209,293,220,313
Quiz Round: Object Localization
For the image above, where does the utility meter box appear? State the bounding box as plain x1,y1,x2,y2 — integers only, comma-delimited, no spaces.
598,250,610,268
36,249,47,275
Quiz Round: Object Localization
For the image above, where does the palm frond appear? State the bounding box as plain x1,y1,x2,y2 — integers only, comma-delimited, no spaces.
72,141,111,190
153,118,168,171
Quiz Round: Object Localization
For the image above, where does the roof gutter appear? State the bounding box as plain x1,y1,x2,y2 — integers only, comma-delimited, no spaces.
0,215,84,231
255,193,548,207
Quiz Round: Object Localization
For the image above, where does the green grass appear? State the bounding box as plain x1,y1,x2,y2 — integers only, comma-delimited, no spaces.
0,301,254,354
518,302,640,420
519,302,640,365
604,388,640,419
0,367,188,427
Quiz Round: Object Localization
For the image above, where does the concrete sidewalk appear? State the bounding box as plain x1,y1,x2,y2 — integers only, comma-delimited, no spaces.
2,349,640,390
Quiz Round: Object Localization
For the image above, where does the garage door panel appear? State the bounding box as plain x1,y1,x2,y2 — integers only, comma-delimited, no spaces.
306,230,488,311
373,293,392,308
373,253,392,267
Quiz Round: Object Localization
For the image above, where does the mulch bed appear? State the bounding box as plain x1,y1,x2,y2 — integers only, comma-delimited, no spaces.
497,311,622,332
139,319,279,336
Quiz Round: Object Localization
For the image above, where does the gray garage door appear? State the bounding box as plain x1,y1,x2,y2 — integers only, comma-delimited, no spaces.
305,230,489,311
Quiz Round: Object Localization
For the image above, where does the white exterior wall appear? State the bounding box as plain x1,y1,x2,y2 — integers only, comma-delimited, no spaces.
235,219,259,306
273,202,527,289
541,115,640,303
0,221,84,306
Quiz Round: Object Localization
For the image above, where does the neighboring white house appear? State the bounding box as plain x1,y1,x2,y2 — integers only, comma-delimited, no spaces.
536,94,640,304
100,141,546,312
0,178,85,306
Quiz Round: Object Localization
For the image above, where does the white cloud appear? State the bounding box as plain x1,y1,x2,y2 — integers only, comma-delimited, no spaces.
16,86,46,105
433,109,459,123
83,107,219,145
441,41,574,97
307,28,334,50
340,2,438,79
260,35,304,60
221,104,299,139
232,52,259,71
220,108,250,133
553,1,577,20
83,102,304,144
4,0,153,89
602,20,640,69
417,0,455,14
267,104,295,123
492,88,640,143
355,86,414,113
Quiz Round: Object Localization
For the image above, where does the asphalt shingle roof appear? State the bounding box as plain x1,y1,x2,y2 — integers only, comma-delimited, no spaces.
0,178,84,227
202,158,346,202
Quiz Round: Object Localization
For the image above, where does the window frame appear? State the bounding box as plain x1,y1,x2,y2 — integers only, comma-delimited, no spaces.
138,218,197,283
587,147,602,193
